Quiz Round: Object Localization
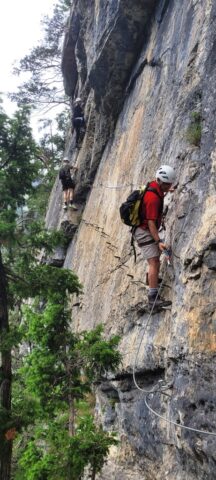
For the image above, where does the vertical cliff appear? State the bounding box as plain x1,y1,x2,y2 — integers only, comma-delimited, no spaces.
46,0,216,478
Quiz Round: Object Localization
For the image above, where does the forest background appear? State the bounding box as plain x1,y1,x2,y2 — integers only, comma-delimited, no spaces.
0,1,121,479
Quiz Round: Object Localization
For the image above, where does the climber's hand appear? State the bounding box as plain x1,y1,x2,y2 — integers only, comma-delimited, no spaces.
158,241,167,252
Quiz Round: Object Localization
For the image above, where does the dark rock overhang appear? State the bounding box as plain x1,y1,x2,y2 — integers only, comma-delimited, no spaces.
89,0,159,116
62,0,159,116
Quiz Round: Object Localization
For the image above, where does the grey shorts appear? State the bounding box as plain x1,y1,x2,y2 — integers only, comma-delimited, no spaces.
134,227,160,259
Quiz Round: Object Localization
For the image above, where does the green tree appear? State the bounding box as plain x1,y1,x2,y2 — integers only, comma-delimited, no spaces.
15,285,120,479
28,109,70,219
0,104,121,480
17,414,118,480
38,110,69,163
0,104,69,479
0,105,39,480
10,0,71,110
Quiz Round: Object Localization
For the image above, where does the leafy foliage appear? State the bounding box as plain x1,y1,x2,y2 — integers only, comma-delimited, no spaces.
14,279,120,479
21,300,119,409
38,110,70,163
77,326,121,382
17,414,118,480
0,104,121,480
0,103,43,480
186,111,201,146
10,1,71,109
29,109,70,218
0,104,76,478
0,106,38,240
1,54,121,474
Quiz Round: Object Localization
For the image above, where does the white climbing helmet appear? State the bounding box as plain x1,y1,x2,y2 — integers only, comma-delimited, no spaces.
156,165,176,184
63,156,70,162
74,97,81,103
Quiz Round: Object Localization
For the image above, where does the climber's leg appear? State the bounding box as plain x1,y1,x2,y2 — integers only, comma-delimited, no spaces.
134,228,171,308
147,257,160,289
147,256,171,307
68,188,74,203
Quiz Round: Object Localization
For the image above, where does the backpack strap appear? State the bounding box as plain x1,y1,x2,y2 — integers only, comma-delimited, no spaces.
138,185,164,229
137,182,150,224
131,227,137,263
146,186,162,200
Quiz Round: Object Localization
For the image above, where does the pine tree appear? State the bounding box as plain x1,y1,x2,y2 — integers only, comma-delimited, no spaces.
15,293,120,479
10,0,71,110
0,104,68,479
0,104,121,479
0,105,36,480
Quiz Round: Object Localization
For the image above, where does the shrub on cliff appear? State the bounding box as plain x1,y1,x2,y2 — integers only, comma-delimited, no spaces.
186,111,201,146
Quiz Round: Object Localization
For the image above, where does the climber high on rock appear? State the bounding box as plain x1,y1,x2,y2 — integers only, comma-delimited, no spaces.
59,157,78,211
72,97,86,148
134,165,176,308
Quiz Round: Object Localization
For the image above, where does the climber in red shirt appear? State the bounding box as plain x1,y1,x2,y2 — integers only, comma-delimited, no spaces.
134,165,176,308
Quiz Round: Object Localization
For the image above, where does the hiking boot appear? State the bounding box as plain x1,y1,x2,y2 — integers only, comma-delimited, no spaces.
69,203,78,210
63,204,68,210
148,294,172,308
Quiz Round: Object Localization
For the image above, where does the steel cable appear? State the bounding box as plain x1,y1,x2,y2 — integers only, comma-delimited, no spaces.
132,248,216,437
145,393,216,437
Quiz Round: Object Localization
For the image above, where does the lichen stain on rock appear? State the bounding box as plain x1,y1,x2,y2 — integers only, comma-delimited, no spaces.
192,196,216,252
187,305,216,353
103,105,145,183
153,310,172,349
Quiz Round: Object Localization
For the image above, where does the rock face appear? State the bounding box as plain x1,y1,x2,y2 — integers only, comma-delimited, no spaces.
46,0,216,478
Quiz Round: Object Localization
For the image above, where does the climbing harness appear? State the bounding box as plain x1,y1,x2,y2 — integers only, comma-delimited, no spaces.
132,248,216,437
